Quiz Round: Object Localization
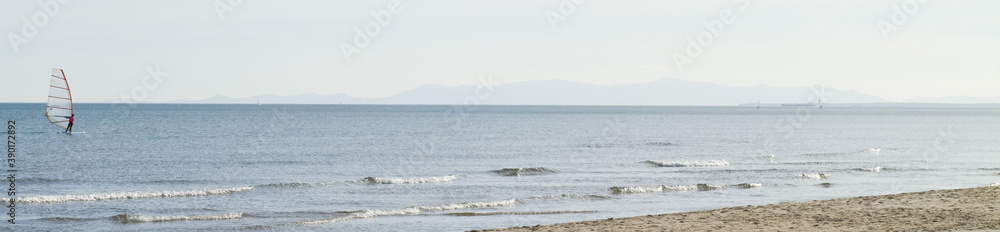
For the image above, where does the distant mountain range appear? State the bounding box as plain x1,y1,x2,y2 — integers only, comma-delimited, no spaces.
166,78,999,106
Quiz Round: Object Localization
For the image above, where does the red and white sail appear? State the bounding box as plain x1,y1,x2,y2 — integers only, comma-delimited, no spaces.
46,68,73,129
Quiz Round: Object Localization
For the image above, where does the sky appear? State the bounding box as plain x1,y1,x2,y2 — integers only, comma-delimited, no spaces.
2,0,999,103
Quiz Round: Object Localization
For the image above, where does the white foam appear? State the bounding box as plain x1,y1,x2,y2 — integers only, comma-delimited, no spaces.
645,160,729,167
798,173,830,179
301,208,420,224
608,186,666,194
989,183,1000,187
609,184,725,194
524,194,611,202
693,184,726,191
734,183,763,189
361,175,456,184
114,213,243,223
493,167,556,176
855,166,883,172
3,187,252,204
300,199,516,224
414,199,517,211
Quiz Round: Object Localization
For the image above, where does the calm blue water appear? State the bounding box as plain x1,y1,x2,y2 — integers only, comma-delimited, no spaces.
1,103,998,231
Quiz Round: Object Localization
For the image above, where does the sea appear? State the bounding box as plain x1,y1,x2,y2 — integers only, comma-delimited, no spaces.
1,103,998,231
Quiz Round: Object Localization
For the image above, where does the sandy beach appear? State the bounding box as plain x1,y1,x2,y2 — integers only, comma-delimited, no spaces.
479,186,1000,232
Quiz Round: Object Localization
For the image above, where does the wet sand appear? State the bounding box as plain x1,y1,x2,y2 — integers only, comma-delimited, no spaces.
479,186,1000,232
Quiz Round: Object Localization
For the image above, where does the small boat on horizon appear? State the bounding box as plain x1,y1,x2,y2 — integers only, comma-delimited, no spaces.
781,103,817,107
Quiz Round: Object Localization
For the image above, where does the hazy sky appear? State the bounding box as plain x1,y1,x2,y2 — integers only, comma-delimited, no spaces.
3,0,999,103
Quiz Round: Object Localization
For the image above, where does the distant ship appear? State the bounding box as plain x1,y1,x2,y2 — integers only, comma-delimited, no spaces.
782,98,824,108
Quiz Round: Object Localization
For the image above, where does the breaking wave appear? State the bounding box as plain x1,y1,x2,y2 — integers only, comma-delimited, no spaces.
303,208,420,224
989,183,999,187
734,183,763,189
113,213,243,223
853,166,883,173
492,167,557,176
522,194,611,202
2,187,253,204
798,173,830,179
412,199,516,211
300,199,516,224
644,160,729,167
609,184,725,194
360,175,456,184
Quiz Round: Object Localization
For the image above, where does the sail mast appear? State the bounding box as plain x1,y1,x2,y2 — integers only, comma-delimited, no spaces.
62,69,73,105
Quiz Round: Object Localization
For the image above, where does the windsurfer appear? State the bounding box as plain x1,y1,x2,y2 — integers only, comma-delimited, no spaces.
61,114,75,133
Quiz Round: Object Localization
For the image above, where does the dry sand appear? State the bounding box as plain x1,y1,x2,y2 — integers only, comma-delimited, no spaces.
478,186,1000,232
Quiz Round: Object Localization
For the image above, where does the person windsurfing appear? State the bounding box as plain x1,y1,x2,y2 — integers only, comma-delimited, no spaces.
61,114,75,133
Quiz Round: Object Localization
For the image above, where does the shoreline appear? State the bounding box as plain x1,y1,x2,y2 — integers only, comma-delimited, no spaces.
478,186,1000,232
